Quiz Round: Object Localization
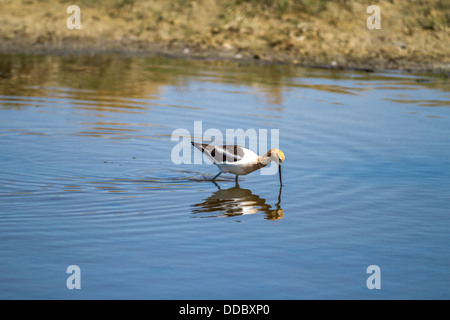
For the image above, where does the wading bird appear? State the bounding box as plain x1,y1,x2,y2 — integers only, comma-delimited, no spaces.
191,142,285,185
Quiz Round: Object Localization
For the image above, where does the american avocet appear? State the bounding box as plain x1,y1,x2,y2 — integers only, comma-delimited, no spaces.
191,142,285,184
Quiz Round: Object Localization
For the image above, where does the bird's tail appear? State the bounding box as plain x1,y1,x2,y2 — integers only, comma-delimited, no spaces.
191,141,216,163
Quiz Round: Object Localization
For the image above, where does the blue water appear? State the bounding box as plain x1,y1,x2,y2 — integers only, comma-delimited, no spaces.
0,54,449,299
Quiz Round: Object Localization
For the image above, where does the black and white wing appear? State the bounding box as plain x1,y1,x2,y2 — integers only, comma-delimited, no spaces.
191,142,245,163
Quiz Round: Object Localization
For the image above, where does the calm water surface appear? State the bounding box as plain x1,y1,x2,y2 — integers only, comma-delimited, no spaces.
0,54,449,299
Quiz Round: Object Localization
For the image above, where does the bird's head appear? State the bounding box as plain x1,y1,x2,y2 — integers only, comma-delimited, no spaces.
265,149,285,186
267,149,285,165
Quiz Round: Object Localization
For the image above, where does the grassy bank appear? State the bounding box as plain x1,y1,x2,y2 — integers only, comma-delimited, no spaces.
0,0,448,73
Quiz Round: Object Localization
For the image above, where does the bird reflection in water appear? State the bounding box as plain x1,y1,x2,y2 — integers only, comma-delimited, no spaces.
191,182,284,220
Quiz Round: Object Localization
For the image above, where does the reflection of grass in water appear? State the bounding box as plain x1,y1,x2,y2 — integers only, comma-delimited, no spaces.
0,53,298,106
383,98,450,107
1,53,448,120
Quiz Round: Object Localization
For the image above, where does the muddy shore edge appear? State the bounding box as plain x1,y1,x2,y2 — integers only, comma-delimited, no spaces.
1,38,447,76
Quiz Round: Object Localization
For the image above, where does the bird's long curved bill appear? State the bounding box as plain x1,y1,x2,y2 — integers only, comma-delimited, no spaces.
279,165,282,186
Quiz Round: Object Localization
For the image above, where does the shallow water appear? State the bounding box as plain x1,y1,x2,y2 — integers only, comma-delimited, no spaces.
0,54,449,299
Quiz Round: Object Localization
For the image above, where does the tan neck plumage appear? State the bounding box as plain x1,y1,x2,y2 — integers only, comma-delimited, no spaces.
258,153,272,166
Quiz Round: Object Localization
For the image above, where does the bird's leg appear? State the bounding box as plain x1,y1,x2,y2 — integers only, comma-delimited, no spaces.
211,172,222,181
234,175,240,188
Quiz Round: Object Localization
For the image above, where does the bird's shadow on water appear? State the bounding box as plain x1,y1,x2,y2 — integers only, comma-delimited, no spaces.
191,181,284,221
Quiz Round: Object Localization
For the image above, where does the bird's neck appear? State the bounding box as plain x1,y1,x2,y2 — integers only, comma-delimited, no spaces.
258,154,272,166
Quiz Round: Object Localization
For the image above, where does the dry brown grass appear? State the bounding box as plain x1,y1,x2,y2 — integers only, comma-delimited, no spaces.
0,0,448,72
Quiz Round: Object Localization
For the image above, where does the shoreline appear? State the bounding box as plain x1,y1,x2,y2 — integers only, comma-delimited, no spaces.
1,39,448,76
